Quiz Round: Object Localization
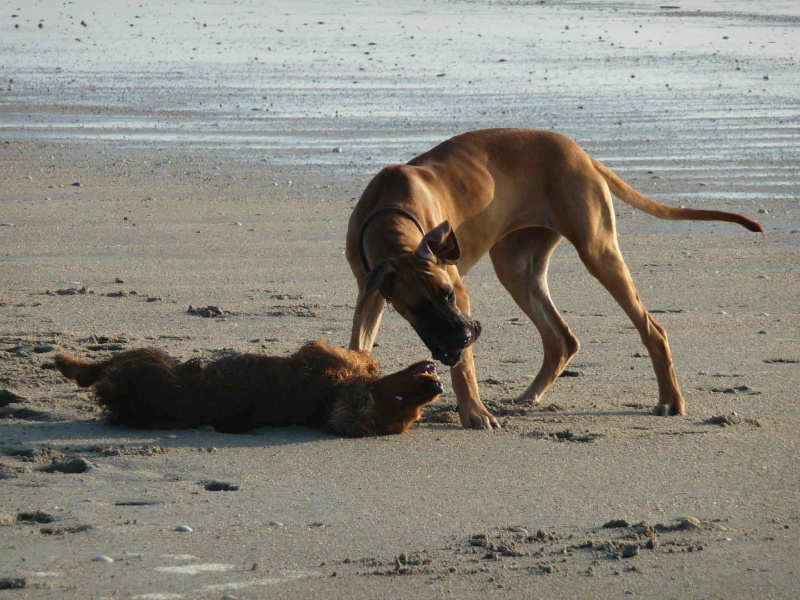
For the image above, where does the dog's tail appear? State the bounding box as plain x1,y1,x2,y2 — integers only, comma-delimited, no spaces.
54,353,108,388
590,157,763,233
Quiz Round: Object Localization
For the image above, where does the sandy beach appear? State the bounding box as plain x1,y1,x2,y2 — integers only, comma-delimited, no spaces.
1,0,799,597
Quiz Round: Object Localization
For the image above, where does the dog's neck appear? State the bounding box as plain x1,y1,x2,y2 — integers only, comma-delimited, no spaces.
358,206,425,272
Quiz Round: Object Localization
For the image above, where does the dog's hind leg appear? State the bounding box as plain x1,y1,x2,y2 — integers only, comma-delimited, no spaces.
489,227,580,405
573,234,686,417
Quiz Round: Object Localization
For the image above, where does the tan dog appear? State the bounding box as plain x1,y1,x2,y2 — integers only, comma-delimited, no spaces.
346,128,762,428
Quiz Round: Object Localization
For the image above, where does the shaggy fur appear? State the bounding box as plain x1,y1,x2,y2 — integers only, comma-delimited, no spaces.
54,341,442,437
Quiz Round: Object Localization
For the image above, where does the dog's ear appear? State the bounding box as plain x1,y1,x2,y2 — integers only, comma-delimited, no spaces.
414,221,460,265
362,259,397,298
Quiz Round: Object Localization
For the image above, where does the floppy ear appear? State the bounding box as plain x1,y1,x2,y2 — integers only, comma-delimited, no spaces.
414,221,460,265
361,259,397,298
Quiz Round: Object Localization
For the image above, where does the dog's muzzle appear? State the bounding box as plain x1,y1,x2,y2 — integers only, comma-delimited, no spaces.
431,319,482,367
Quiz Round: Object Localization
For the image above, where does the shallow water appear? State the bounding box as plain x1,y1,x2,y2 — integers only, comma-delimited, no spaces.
1,0,798,194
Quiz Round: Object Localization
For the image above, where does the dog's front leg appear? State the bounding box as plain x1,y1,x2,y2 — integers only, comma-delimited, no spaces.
450,275,500,429
450,346,499,429
349,287,386,353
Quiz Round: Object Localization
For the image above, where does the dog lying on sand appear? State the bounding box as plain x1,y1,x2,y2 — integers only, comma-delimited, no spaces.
54,341,442,437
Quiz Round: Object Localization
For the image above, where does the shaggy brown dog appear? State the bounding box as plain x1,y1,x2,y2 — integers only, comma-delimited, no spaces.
54,341,442,437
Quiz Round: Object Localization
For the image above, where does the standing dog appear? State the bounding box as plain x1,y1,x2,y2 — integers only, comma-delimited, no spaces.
54,341,442,437
346,128,762,428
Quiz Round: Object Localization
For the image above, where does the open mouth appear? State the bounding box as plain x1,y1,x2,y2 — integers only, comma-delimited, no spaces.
407,360,443,396
411,361,438,376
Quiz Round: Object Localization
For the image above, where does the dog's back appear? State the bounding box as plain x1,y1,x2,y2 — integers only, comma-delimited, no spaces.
228,342,380,430
186,352,316,431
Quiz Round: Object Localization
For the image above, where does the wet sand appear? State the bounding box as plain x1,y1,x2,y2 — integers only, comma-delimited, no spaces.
1,1,799,598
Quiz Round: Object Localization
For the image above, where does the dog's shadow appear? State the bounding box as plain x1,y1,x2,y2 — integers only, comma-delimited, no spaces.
0,417,361,453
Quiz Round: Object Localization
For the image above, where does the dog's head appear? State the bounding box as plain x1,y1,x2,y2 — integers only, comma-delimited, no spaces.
360,222,482,367
328,360,443,437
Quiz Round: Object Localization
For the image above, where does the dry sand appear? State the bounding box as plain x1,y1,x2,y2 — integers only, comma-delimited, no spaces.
1,0,799,598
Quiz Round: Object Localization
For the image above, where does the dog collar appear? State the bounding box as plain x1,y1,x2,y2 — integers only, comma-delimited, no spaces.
358,207,426,272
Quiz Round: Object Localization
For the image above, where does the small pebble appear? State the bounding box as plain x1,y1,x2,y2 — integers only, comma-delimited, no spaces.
175,524,193,533
91,554,114,563
268,520,284,527
678,516,702,528
758,312,769,317
758,208,768,214
510,526,528,534
715,310,727,315
333,147,343,153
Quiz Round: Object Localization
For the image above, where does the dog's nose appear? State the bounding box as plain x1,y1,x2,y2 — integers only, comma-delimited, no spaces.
453,329,472,349
453,320,481,349
472,320,482,342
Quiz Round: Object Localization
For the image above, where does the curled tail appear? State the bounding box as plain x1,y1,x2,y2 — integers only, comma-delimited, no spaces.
54,353,109,388
590,157,764,233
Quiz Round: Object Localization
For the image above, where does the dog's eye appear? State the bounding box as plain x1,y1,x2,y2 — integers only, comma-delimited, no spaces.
394,395,404,401
443,289,456,304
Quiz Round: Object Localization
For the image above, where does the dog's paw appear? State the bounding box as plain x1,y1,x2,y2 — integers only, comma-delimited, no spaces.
459,407,501,430
653,400,687,417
